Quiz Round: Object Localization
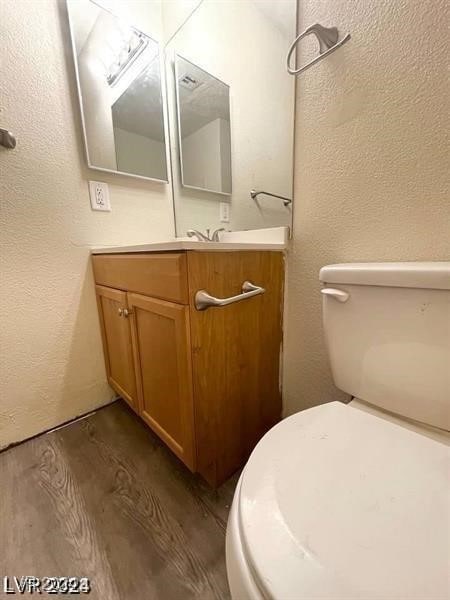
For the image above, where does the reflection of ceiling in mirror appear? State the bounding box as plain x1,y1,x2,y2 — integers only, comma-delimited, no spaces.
111,59,165,141
70,1,158,85
177,58,229,138
250,0,296,38
69,0,165,143
69,0,100,52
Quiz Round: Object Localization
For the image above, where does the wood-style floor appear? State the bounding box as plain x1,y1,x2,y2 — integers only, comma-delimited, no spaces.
0,401,238,599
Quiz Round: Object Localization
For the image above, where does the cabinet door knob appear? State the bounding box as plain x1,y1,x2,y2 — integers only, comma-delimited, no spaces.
118,308,124,316
123,308,133,318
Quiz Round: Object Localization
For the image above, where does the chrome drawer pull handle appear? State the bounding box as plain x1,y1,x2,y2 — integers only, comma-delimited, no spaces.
195,281,265,311
320,288,349,303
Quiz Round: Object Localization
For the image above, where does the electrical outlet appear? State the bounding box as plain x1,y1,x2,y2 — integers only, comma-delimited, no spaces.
219,201,230,223
89,181,111,212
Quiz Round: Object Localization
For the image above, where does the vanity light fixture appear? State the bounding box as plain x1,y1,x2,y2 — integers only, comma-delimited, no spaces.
106,30,148,86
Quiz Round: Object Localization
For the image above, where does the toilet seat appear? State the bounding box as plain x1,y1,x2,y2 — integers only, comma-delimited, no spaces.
228,401,449,600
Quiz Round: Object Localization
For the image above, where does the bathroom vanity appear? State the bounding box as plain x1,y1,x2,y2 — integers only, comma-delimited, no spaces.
92,245,284,487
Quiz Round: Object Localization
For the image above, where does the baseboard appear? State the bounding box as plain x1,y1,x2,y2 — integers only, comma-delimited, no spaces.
0,397,120,455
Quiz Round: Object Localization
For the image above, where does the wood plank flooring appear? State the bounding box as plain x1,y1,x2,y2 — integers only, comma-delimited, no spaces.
0,401,238,599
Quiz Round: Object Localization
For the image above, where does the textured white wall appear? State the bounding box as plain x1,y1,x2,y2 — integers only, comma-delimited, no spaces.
283,0,450,415
161,0,201,44
0,0,174,449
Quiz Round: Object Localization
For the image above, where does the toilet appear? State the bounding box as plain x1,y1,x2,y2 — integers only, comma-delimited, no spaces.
226,262,450,600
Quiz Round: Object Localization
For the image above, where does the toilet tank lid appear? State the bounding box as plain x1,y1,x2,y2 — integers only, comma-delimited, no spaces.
319,262,450,290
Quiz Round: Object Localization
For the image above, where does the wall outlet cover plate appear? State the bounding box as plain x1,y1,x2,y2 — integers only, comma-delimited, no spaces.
89,181,111,212
220,201,230,223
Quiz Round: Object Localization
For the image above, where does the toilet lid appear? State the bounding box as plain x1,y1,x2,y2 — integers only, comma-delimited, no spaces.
238,401,449,600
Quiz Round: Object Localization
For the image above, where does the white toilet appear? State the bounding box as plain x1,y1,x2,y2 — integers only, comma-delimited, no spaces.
226,262,449,600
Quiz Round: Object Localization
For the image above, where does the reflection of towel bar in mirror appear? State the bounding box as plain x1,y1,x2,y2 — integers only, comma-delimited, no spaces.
250,189,292,207
286,23,350,76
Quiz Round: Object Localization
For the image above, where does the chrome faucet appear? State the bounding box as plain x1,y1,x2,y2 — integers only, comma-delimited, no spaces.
211,228,225,242
186,228,225,242
186,229,211,242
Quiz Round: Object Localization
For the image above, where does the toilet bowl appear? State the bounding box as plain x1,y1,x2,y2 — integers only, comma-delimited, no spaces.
226,262,450,600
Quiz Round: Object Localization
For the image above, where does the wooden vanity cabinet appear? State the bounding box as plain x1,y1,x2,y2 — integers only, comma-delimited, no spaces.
92,250,284,487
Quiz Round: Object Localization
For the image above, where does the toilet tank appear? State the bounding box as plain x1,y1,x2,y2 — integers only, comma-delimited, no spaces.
319,262,450,431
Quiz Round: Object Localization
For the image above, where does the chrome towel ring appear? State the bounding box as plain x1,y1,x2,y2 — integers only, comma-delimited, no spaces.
287,23,351,76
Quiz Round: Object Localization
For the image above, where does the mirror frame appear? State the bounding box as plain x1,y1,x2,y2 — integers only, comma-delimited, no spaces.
174,54,232,197
66,0,171,184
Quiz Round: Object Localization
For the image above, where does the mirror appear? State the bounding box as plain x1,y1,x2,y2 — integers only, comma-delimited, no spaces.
67,0,169,182
175,56,232,195
164,0,296,236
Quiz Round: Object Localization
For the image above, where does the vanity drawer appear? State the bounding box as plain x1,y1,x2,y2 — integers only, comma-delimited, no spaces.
92,253,188,304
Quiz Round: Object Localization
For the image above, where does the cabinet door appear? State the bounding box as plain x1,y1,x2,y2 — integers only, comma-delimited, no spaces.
187,251,284,487
128,293,195,470
95,285,138,411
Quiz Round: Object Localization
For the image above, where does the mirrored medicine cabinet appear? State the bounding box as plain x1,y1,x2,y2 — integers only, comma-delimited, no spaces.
66,0,297,235
67,0,169,182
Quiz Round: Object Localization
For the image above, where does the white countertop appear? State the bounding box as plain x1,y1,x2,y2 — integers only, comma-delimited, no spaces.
91,240,285,254
91,227,288,254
